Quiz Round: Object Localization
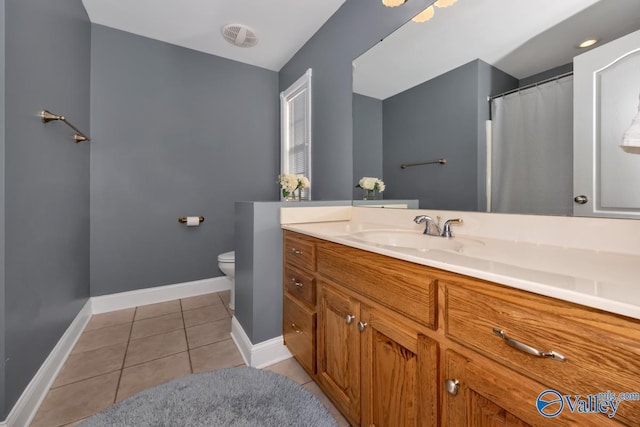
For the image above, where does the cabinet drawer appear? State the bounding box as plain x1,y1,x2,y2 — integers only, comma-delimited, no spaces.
445,280,640,426
284,265,316,307
283,294,316,374
284,233,316,271
317,241,437,329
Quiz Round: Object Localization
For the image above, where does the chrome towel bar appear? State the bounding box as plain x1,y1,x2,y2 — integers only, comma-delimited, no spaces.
400,158,446,169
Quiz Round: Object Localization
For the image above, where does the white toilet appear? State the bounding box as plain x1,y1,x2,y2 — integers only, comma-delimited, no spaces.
218,251,235,310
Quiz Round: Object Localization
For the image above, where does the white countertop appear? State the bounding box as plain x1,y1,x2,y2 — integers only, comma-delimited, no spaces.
282,220,640,320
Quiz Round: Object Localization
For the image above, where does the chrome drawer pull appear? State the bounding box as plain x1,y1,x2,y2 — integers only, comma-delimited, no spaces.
492,328,566,362
290,248,303,255
345,314,355,325
291,278,304,288
291,323,303,334
358,321,368,332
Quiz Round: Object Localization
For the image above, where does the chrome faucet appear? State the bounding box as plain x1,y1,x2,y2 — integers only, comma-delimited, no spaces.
414,215,441,236
414,215,463,238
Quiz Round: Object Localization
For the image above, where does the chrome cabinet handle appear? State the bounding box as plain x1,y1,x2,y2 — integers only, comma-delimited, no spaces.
492,328,566,362
290,248,303,255
357,321,368,332
445,379,460,396
345,314,355,325
291,323,303,334
290,278,303,288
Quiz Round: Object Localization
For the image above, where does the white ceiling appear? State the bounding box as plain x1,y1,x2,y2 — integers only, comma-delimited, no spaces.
81,0,346,71
354,0,640,100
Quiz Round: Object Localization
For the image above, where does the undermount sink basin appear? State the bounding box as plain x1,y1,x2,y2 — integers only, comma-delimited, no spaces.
348,230,481,252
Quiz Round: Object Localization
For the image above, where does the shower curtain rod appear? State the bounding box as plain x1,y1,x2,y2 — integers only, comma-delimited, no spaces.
487,71,574,102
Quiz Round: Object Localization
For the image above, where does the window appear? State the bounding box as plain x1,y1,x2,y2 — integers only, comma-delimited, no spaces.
281,69,312,200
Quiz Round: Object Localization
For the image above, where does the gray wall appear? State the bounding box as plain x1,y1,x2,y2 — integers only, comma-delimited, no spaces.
279,0,431,200
381,60,516,210
90,25,280,296
2,0,91,418
235,201,352,344
0,0,5,419
519,62,573,87
353,94,383,199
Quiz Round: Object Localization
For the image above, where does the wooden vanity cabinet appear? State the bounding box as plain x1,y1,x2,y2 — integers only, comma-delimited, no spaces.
282,230,640,426
316,239,440,427
317,280,439,427
282,231,318,375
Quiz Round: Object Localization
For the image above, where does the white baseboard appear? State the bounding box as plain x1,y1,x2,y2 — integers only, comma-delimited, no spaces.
3,300,92,427
230,316,292,369
1,276,232,426
91,276,231,314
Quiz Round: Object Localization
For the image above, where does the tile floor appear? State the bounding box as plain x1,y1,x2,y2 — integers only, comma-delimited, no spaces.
30,291,349,427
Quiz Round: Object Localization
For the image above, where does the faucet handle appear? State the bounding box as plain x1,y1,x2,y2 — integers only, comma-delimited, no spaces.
441,218,463,238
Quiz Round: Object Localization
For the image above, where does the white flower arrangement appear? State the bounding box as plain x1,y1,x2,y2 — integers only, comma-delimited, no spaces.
356,177,385,200
356,177,385,192
278,174,310,200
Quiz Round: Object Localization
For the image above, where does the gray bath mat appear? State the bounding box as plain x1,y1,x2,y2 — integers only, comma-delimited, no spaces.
80,366,337,427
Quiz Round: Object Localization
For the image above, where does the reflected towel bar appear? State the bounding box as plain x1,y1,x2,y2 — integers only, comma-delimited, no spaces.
40,109,91,143
400,158,446,169
178,216,205,224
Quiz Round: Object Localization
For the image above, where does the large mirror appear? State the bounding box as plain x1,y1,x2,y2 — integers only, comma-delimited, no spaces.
352,0,640,218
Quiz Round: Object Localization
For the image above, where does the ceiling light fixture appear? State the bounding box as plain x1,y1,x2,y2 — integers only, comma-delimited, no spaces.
412,0,459,23
578,39,598,48
412,5,435,23
382,0,407,7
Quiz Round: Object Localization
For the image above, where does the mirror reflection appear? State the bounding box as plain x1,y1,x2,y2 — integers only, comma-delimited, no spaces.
352,0,640,218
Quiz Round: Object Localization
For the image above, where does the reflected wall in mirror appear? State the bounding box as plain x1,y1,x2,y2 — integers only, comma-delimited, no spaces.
352,0,640,218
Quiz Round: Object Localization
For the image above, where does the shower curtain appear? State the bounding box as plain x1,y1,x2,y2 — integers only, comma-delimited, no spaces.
490,75,573,215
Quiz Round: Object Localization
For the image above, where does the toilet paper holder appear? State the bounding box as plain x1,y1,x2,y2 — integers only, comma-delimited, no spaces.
178,216,205,224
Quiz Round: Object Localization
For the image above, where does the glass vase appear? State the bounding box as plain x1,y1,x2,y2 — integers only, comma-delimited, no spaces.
363,189,377,200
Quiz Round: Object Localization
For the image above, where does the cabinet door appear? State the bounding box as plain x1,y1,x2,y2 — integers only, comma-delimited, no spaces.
317,282,361,425
360,305,439,427
443,350,618,427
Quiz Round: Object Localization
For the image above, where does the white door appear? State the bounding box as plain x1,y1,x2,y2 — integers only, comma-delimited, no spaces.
573,29,640,218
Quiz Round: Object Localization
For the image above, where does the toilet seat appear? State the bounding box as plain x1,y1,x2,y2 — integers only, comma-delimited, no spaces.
218,251,235,263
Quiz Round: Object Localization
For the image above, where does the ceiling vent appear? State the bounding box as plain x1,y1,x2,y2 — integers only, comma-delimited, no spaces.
222,24,258,48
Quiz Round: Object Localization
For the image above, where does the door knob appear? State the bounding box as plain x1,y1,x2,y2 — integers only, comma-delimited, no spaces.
357,321,368,332
445,379,460,396
345,314,355,325
574,195,588,204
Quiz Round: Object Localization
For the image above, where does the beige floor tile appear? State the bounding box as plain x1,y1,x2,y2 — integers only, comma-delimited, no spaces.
180,292,224,311
303,381,351,427
219,290,231,307
264,357,312,385
84,308,135,331
186,317,231,349
130,312,184,340
190,339,244,373
134,300,181,321
53,343,127,388
124,329,187,367
116,352,192,402
72,323,131,354
183,304,230,328
30,371,119,427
